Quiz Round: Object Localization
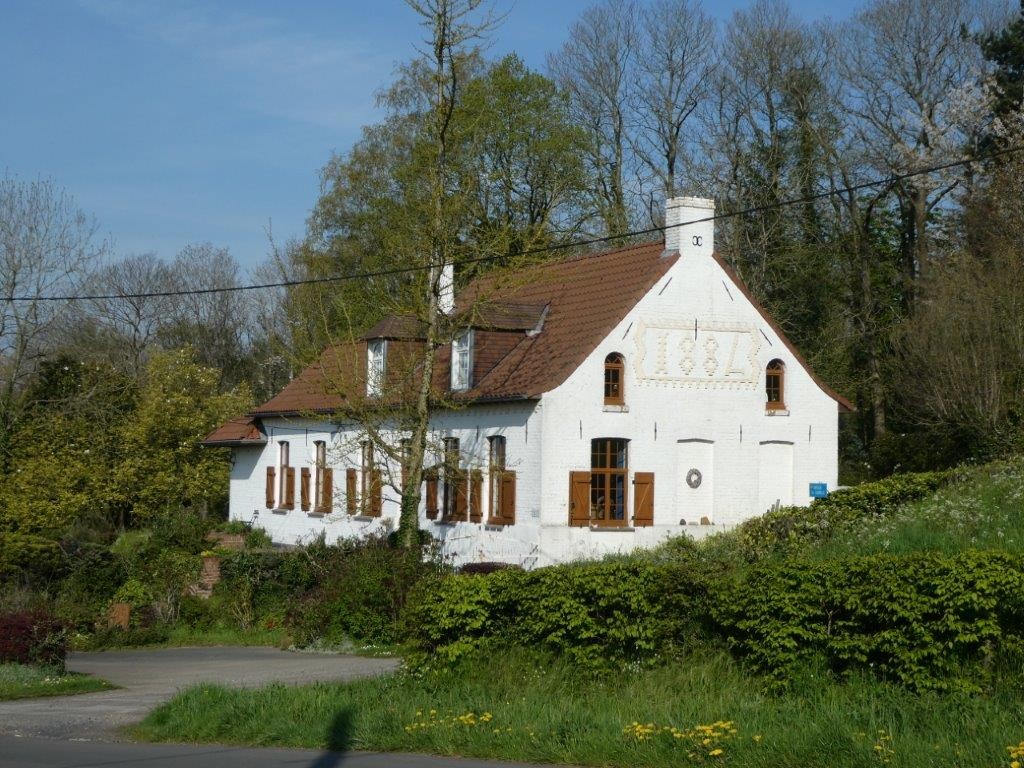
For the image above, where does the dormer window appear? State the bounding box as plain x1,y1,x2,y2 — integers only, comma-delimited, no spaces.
604,353,624,406
766,359,785,410
451,330,473,391
367,339,386,397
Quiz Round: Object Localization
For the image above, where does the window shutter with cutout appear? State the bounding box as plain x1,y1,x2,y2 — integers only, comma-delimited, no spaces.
319,468,333,512
300,468,311,511
569,471,591,527
265,467,276,508
454,471,468,522
633,472,654,527
425,470,439,520
469,470,482,523
369,469,383,517
346,468,357,514
284,467,296,509
499,471,516,525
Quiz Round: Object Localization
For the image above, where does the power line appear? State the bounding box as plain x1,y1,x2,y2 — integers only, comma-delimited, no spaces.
11,144,1021,303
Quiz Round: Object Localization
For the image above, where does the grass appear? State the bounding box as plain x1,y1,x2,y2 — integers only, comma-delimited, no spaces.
0,662,113,700
136,650,1024,767
71,625,290,652
807,458,1024,561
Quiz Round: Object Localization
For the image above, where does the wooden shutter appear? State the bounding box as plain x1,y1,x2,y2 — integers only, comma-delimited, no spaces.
569,471,591,527
425,469,439,520
469,470,483,523
500,471,516,525
265,467,276,508
454,472,468,522
283,467,296,509
300,468,311,511
633,472,654,527
319,468,333,512
369,469,383,517
346,468,357,514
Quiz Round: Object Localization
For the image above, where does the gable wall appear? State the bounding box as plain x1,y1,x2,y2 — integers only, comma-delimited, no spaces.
535,247,838,561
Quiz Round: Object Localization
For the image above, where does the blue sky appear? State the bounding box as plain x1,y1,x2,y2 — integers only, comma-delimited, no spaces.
1,0,860,270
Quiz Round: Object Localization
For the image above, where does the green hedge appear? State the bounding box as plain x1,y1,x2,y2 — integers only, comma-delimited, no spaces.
730,469,953,561
404,560,712,667
712,550,1024,692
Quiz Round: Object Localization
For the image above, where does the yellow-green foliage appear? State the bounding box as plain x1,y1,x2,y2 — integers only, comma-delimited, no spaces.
114,347,252,521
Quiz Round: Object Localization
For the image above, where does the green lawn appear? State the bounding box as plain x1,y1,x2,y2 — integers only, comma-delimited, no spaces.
0,663,113,701
807,458,1024,561
136,650,1024,767
72,625,290,652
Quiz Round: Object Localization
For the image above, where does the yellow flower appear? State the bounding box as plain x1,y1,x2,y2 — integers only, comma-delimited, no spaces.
709,748,724,756
1012,761,1021,768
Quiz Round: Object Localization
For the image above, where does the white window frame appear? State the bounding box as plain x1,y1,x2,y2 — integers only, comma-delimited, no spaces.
367,339,387,397
277,441,290,508
450,330,473,391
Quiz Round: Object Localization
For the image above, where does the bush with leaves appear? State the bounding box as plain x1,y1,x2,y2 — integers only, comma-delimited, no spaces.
712,550,1024,692
0,609,68,669
404,560,712,667
287,536,440,646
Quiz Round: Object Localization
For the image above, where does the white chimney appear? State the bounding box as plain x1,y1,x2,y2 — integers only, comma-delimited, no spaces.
438,262,454,315
665,196,714,259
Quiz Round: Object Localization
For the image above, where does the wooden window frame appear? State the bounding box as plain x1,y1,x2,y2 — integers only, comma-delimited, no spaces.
441,437,461,521
589,438,628,526
487,435,512,525
766,359,786,411
604,353,625,406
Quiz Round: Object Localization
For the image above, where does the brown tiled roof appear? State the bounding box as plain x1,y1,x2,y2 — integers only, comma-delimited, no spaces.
361,315,426,340
201,416,267,446
241,238,851,416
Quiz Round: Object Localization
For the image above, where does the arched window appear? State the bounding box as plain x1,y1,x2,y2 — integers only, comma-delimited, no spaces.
590,438,628,525
604,353,625,406
765,359,785,410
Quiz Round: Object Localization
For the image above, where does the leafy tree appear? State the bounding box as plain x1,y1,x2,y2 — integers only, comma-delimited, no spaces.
114,347,251,522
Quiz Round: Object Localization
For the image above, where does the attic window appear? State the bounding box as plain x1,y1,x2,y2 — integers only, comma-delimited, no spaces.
367,340,386,397
766,359,785,410
451,330,473,391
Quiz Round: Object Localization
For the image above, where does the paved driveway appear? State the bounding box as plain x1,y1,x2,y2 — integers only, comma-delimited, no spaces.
0,646,400,741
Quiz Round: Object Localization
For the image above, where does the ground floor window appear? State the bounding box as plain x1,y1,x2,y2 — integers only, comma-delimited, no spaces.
590,438,627,525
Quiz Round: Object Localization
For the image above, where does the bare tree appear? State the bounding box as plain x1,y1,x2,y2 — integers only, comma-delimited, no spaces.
837,0,996,308
631,0,716,211
549,0,637,239
0,174,106,460
66,252,174,375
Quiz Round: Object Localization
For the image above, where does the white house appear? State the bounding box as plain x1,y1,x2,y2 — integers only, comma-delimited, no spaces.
204,197,851,568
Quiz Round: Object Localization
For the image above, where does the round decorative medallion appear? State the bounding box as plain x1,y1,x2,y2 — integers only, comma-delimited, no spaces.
686,468,702,489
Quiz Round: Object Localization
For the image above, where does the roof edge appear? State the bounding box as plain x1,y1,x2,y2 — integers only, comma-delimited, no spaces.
710,250,855,413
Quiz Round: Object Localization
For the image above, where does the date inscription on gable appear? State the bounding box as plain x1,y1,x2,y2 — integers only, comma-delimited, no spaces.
633,318,762,387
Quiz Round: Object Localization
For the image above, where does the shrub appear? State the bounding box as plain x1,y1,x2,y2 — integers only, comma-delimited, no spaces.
729,469,954,562
0,532,64,584
288,537,440,646
712,550,1024,692
0,609,68,669
405,560,711,668
55,543,126,629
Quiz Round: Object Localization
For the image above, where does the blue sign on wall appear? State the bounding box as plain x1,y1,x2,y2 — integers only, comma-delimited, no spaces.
809,483,829,499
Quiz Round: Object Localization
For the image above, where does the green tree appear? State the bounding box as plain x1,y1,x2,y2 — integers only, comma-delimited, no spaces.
114,348,251,522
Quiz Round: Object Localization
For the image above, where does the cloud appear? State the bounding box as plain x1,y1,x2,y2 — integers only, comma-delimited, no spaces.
77,0,397,128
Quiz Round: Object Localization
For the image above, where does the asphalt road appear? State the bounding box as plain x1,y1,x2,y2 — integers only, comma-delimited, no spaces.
0,647,400,740
0,737,547,768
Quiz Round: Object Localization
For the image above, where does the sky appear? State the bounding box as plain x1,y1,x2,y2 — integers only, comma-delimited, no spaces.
1,0,862,271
